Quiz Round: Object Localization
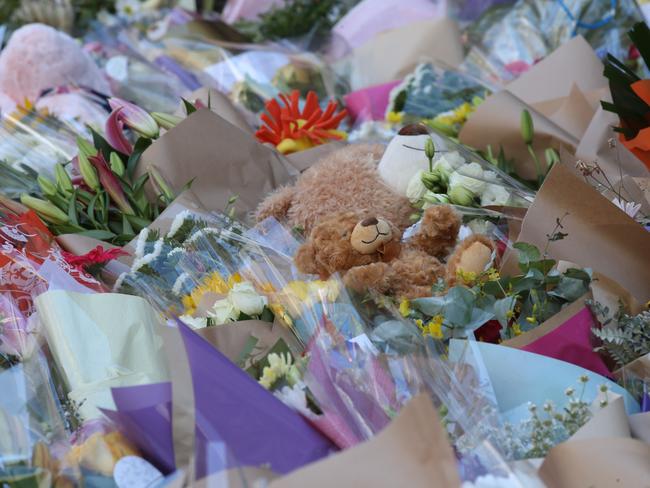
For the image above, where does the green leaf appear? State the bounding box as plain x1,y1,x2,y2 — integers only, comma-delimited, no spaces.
125,214,152,231
563,268,592,283
237,335,259,369
67,190,79,226
91,128,118,161
182,98,198,116
126,137,153,179
122,214,134,235
528,259,556,275
494,296,516,328
549,276,590,302
513,242,541,266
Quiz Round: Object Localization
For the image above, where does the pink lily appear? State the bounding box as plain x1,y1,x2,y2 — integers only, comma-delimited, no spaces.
89,153,135,215
105,107,133,155
108,97,159,138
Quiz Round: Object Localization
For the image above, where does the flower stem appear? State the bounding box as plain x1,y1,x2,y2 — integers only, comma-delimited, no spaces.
527,144,543,187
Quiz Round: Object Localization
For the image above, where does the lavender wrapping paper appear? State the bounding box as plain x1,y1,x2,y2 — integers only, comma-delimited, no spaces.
106,323,335,479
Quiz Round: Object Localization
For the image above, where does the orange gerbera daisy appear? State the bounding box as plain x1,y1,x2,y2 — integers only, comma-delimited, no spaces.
255,90,348,154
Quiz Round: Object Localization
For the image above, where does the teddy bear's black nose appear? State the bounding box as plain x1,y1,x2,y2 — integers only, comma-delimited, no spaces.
361,217,379,227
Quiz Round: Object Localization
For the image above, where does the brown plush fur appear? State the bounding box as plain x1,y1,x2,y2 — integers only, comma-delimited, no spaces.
296,206,470,299
256,144,414,234
445,234,497,286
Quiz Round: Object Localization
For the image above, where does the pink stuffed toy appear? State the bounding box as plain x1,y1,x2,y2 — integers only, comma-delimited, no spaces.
0,24,111,105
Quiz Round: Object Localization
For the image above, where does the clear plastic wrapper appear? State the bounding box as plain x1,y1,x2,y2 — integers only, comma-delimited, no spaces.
463,0,643,83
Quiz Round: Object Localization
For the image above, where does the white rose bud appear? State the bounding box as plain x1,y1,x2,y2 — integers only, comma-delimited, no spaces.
229,281,267,316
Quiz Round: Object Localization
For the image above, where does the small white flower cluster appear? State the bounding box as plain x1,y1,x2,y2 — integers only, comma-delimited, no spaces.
167,210,192,239
131,238,163,273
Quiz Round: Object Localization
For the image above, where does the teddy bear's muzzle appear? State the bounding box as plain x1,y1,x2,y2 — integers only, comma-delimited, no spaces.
350,217,393,254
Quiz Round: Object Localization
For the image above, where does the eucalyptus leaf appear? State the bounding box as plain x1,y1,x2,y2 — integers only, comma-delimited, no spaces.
513,242,540,266
549,276,590,302
494,296,517,328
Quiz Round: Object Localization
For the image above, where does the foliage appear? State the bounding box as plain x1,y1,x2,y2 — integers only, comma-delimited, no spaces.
590,301,650,368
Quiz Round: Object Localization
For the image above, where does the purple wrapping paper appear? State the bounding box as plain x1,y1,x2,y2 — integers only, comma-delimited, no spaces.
106,322,335,479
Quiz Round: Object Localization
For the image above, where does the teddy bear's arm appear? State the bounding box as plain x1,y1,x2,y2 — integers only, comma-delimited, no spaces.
255,185,296,223
343,262,394,294
410,205,462,258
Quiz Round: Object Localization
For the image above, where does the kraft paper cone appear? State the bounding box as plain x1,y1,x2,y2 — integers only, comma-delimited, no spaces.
506,36,606,105
539,437,650,488
194,319,302,365
533,85,600,142
138,109,298,219
338,18,463,91
500,164,650,303
570,395,631,441
630,413,650,445
269,393,461,488
575,106,649,180
183,87,255,135
460,90,578,180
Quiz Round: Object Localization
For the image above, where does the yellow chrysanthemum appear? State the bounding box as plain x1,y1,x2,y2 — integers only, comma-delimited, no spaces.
386,111,404,124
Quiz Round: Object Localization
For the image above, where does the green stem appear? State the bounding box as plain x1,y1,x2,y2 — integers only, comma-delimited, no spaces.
527,144,543,187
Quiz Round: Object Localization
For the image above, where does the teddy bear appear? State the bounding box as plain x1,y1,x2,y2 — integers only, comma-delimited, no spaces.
294,205,495,299
256,143,415,234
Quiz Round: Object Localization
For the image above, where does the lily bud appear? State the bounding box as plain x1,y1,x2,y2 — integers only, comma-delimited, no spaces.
20,195,69,224
89,154,135,215
151,112,183,130
148,166,176,203
54,163,73,194
520,109,534,145
421,171,439,190
37,175,57,197
108,98,159,138
424,137,435,161
76,137,97,159
544,147,560,168
422,191,450,204
448,186,476,207
110,152,125,177
78,151,100,191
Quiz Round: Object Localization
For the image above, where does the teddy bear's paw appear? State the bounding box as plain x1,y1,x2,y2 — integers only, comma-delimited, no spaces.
343,263,393,294
255,185,296,224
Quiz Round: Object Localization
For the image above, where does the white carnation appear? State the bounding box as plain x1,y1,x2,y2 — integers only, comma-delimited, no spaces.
481,183,512,206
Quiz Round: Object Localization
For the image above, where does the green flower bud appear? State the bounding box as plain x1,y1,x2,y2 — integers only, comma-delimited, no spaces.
448,186,476,207
110,152,126,177
76,137,97,159
54,164,73,194
78,152,100,191
151,112,184,130
520,109,534,145
424,137,435,161
544,147,560,168
422,191,450,204
421,171,439,190
37,175,57,197
20,194,69,224
148,166,176,203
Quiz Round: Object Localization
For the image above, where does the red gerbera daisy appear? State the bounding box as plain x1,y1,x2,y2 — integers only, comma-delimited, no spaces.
63,245,128,271
255,90,348,154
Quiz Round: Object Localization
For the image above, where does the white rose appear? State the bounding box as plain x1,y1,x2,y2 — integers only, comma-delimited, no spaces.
405,170,427,202
208,298,239,324
448,162,486,195
179,315,208,330
229,282,267,316
481,183,511,206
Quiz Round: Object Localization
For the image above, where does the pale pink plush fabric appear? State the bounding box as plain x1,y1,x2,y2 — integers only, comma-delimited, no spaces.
0,23,111,104
0,92,16,114
36,92,108,129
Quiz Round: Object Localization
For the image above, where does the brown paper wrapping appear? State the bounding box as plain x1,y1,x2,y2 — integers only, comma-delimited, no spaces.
539,437,650,488
284,141,347,173
138,109,299,219
182,87,256,135
500,164,650,303
269,393,460,488
338,18,463,91
629,413,650,445
195,319,302,365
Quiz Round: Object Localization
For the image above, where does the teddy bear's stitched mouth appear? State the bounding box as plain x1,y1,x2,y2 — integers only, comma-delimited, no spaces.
361,227,390,244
